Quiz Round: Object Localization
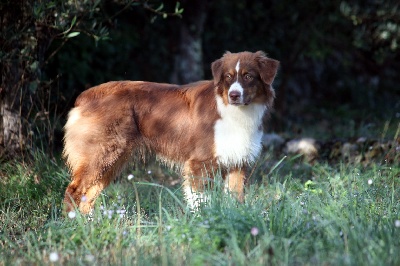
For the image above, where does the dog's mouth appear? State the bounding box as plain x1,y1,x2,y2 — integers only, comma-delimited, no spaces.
229,100,250,106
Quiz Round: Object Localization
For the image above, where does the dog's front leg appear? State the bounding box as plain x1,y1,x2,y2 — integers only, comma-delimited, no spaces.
224,167,245,202
182,160,216,210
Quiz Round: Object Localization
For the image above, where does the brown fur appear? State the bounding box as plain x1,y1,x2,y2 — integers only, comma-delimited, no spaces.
63,51,279,213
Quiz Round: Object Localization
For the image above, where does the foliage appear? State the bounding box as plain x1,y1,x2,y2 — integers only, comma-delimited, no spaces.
0,0,182,156
204,1,400,114
340,1,400,63
0,0,111,156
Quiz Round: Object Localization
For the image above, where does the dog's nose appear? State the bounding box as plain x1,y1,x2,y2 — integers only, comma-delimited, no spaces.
229,91,241,101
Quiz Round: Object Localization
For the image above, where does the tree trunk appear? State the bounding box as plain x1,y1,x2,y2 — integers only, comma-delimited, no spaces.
0,0,52,158
0,1,28,157
0,63,26,158
171,0,207,84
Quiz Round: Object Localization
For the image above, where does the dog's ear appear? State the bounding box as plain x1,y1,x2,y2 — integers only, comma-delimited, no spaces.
211,58,223,86
211,51,232,85
256,51,279,85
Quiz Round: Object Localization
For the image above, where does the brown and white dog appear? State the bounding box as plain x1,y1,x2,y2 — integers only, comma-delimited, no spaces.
63,51,279,213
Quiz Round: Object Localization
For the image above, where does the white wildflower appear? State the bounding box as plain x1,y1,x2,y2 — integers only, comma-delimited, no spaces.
49,252,59,262
68,211,76,219
395,220,400,228
85,254,95,262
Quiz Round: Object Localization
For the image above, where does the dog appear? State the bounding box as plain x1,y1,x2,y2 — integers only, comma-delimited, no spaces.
63,51,279,213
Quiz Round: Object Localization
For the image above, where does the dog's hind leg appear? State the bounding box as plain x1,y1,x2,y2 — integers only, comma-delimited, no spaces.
63,166,103,214
63,107,134,214
63,148,132,214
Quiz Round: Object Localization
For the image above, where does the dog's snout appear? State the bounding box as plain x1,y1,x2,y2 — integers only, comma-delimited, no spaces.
229,91,241,101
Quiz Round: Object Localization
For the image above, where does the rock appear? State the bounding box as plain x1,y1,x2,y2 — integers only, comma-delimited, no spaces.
284,138,319,162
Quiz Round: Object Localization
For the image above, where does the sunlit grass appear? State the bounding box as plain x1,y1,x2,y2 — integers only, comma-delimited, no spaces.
0,149,399,265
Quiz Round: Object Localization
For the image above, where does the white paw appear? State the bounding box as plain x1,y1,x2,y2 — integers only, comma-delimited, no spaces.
183,186,209,211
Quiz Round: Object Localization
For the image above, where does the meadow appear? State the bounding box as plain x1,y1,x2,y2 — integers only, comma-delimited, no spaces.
1,124,399,265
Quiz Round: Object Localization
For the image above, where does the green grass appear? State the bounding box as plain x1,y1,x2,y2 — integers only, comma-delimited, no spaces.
0,150,399,265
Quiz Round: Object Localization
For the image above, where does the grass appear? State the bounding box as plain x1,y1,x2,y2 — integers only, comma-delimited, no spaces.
0,146,399,265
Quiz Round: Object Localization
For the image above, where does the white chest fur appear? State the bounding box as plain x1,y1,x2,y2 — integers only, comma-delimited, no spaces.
214,96,266,167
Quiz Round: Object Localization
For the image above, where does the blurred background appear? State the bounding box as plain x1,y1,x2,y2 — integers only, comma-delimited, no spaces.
1,0,399,159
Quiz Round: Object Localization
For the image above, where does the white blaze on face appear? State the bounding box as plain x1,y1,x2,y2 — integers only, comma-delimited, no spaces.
235,60,240,76
228,60,244,103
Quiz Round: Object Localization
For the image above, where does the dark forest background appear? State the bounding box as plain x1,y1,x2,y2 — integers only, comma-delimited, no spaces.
1,0,399,159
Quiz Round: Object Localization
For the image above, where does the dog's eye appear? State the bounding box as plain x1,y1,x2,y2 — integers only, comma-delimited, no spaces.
225,74,232,80
244,74,253,81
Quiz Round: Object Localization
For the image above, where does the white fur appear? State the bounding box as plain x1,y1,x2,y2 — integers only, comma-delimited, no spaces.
230,60,243,96
235,60,240,74
228,60,244,102
228,81,244,101
183,186,208,210
214,95,266,167
65,107,81,128
63,107,86,169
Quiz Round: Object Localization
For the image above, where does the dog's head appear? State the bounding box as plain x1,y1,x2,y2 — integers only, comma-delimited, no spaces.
211,51,279,107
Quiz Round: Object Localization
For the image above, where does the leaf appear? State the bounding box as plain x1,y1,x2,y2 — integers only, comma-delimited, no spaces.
46,2,56,9
30,61,39,71
93,0,101,8
29,81,38,93
71,16,77,27
304,180,322,194
66,32,80,38
155,3,164,12
175,2,184,14
175,2,180,13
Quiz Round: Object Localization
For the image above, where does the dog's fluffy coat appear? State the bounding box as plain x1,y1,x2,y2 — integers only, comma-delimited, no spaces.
63,51,279,213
